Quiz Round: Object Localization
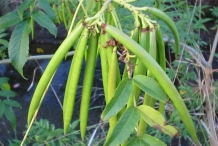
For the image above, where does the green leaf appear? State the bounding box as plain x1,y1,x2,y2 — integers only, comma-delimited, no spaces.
3,100,21,108
137,105,166,127
17,0,35,20
161,125,179,137
38,0,56,21
8,20,31,78
31,10,57,37
133,75,167,103
141,134,167,146
0,77,9,85
0,83,11,90
0,33,8,39
0,11,20,29
86,0,96,14
104,106,140,146
126,136,149,146
0,39,9,47
0,102,6,118
5,106,16,130
0,90,17,97
101,78,132,121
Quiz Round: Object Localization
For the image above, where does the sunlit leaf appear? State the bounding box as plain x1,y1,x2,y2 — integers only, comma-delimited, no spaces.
31,10,57,37
101,78,132,121
137,105,166,127
0,83,11,90
0,11,20,29
141,134,167,146
8,20,31,78
133,75,167,103
104,106,140,146
161,125,179,137
17,0,34,20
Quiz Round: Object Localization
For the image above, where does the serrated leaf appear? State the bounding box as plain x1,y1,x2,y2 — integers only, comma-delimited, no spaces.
0,102,6,118
3,100,21,107
161,125,179,137
0,11,20,29
137,105,166,127
133,75,167,103
101,78,132,121
38,0,56,21
0,90,17,97
17,0,35,20
8,20,31,78
141,134,167,146
31,10,57,37
5,106,16,130
126,136,149,146
104,106,140,146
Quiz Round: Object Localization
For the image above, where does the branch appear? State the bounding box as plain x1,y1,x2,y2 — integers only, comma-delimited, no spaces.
163,36,211,68
0,51,75,64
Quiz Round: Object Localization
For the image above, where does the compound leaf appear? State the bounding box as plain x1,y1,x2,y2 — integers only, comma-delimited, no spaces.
8,20,31,78
0,11,20,29
31,10,57,37
17,0,34,20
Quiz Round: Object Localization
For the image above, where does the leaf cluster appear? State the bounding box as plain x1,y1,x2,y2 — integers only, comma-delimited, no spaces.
10,119,82,146
0,77,20,131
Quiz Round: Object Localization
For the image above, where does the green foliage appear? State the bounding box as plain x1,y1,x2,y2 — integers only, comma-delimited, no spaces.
8,20,31,78
0,29,8,59
31,10,57,36
101,78,133,121
10,119,82,146
210,6,218,29
133,75,167,103
1,0,215,145
0,0,57,77
0,77,19,131
104,106,140,146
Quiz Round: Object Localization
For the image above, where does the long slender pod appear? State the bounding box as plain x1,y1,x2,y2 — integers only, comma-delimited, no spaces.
127,27,149,107
126,27,140,107
104,33,121,86
63,29,89,134
99,31,109,103
102,24,198,143
137,28,157,136
106,46,118,140
80,30,98,140
27,22,84,125
61,1,68,29
144,7,180,58
155,25,166,114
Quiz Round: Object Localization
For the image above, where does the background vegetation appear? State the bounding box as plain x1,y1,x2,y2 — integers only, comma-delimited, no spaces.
0,0,218,145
